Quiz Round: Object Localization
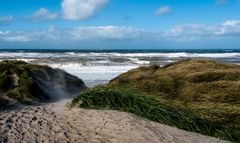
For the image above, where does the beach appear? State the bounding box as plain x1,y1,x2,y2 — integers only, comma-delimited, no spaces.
2,0,240,142
0,50,239,142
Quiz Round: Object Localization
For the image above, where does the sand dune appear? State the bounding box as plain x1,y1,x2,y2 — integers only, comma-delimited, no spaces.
0,61,232,143
0,100,230,143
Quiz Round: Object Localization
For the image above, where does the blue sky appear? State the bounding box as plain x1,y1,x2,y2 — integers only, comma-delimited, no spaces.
0,0,240,49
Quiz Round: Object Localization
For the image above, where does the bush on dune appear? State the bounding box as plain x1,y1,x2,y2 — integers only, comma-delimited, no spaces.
69,59,240,142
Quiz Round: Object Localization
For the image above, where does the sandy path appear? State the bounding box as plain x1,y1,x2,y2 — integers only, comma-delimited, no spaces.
0,100,230,143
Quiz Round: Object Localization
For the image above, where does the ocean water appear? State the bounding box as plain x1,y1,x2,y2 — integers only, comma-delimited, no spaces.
0,49,240,87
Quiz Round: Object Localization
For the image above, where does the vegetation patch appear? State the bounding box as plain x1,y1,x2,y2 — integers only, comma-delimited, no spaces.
69,60,240,142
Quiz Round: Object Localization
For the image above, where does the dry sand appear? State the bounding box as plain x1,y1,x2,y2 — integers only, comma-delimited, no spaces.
0,100,230,143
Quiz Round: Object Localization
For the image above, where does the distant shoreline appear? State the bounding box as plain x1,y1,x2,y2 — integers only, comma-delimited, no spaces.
0,48,240,53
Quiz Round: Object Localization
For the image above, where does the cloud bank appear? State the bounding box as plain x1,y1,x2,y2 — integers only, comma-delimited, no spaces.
166,20,240,41
0,26,145,42
1,20,240,49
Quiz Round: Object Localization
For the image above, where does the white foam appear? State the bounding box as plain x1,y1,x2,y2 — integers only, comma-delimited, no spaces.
0,52,240,59
46,63,138,86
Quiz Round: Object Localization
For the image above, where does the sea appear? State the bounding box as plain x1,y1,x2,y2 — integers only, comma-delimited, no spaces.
0,49,240,87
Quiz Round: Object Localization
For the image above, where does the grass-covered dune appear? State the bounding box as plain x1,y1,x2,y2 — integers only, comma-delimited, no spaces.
0,60,86,106
110,59,240,103
69,59,240,142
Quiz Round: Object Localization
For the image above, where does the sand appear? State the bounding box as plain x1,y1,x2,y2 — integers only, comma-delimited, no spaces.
0,100,230,143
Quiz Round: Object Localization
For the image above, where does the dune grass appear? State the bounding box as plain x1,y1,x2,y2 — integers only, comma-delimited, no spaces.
69,59,240,142
69,86,240,142
110,59,240,103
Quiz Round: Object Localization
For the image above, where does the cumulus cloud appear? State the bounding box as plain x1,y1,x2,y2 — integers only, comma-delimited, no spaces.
155,6,172,16
61,0,109,20
0,15,13,26
24,0,109,22
26,8,58,22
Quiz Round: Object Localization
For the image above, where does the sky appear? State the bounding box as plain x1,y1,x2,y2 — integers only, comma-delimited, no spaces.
0,0,240,49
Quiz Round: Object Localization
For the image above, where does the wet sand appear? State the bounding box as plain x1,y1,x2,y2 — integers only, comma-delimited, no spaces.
0,100,230,143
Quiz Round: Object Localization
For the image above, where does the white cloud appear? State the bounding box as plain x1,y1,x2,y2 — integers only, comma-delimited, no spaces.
25,0,109,22
216,20,240,36
61,0,109,20
0,26,145,42
0,31,31,42
0,15,13,26
166,20,240,41
155,6,172,16
28,8,57,22
165,24,214,41
67,26,144,40
1,20,240,43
